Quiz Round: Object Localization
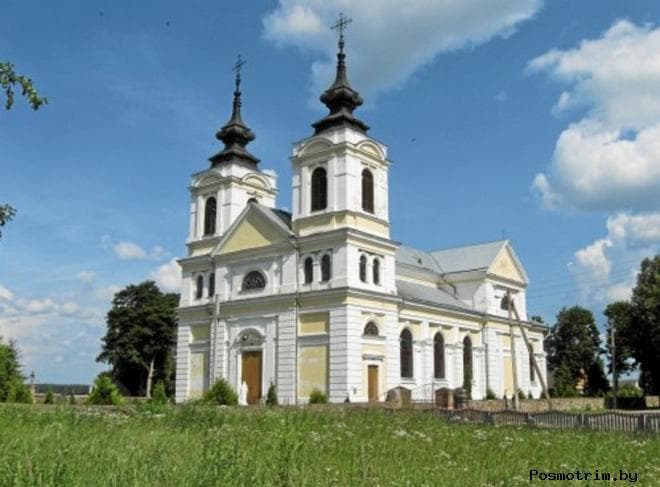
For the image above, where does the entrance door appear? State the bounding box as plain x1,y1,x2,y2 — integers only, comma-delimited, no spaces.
241,351,262,404
368,365,379,402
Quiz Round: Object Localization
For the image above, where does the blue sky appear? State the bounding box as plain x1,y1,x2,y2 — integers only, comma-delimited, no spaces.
2,0,659,384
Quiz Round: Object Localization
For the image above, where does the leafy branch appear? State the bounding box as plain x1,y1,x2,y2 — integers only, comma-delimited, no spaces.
0,62,47,111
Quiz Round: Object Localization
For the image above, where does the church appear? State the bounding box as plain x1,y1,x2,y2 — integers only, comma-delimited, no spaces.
174,20,548,405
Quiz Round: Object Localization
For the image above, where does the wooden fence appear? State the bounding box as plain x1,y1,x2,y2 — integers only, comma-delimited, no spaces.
429,408,660,433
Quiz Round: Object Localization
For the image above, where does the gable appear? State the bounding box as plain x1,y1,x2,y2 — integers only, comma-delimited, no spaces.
217,212,286,255
489,246,525,283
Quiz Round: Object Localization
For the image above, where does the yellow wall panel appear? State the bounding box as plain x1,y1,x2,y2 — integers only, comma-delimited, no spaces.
490,247,524,283
191,325,210,342
219,214,284,255
299,312,329,335
189,350,209,398
298,345,328,398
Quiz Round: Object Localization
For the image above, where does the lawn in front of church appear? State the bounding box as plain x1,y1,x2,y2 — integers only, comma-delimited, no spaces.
0,403,657,485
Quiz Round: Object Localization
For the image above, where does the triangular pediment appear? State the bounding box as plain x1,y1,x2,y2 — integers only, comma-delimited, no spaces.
214,205,291,256
488,244,528,284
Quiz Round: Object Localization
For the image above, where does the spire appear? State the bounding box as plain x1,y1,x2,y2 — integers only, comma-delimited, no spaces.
312,13,369,135
210,55,260,167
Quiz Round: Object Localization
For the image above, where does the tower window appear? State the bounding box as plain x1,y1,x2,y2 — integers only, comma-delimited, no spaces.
247,197,258,204
311,167,327,211
359,255,367,283
373,258,380,285
304,257,314,284
400,329,413,379
208,272,215,297
242,271,266,291
321,254,331,282
361,169,374,213
204,197,217,236
195,275,204,300
529,345,536,382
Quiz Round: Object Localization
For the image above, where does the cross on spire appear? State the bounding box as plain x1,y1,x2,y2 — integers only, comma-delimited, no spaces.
331,13,352,52
232,54,246,91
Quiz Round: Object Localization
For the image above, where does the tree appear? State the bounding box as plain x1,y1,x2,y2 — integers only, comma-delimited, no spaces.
604,301,635,389
1,62,47,111
545,306,605,396
97,281,179,397
0,204,16,240
628,256,660,394
86,374,123,406
0,337,23,402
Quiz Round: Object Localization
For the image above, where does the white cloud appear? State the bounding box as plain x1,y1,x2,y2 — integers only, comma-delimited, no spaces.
113,241,147,260
569,211,660,302
102,235,169,261
529,20,660,211
76,271,96,284
263,0,542,100
94,285,122,303
149,258,181,293
0,285,14,301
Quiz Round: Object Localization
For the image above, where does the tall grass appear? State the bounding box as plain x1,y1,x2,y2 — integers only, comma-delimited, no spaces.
0,404,657,485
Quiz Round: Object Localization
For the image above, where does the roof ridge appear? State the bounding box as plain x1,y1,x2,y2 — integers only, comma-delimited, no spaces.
430,239,508,254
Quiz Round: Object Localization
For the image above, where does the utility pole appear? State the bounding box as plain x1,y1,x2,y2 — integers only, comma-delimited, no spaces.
507,291,519,411
506,290,552,407
610,317,617,410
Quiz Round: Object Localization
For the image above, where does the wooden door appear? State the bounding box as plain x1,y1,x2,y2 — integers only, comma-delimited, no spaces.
368,365,379,402
241,351,262,404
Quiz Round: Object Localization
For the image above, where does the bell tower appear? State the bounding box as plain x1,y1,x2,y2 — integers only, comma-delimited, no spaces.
187,56,277,256
291,15,390,240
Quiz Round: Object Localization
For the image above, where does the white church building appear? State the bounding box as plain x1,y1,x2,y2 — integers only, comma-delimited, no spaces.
175,29,547,405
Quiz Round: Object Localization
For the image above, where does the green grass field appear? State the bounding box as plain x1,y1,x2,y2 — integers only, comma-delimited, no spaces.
0,404,658,486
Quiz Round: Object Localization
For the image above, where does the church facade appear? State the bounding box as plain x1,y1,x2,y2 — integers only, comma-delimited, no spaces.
174,34,548,405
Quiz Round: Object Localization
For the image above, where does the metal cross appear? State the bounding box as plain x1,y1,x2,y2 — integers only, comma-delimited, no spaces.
232,54,246,89
331,12,352,44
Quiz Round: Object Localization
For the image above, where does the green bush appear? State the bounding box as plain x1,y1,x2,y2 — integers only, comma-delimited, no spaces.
44,387,54,404
86,375,124,406
517,389,525,400
151,382,169,404
309,389,328,404
485,388,497,400
203,379,238,406
265,383,278,406
68,392,76,405
6,378,32,403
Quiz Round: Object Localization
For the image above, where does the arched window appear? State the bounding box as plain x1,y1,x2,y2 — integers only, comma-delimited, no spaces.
373,259,380,285
321,254,331,282
208,272,215,297
204,197,217,236
364,322,379,336
434,333,445,379
463,335,473,385
359,255,367,282
247,197,258,204
242,271,266,291
361,169,374,213
311,167,327,211
529,346,536,382
400,329,413,379
195,275,204,300
304,257,314,284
